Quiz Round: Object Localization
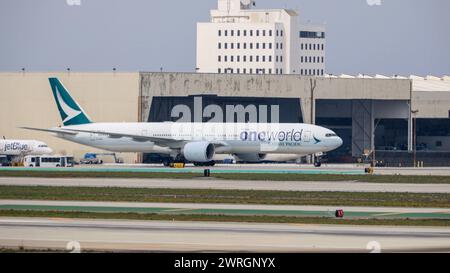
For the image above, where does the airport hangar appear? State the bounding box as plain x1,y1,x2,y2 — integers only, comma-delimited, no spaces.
0,72,449,166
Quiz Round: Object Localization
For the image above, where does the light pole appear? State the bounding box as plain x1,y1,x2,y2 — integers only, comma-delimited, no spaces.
411,109,419,167
310,78,317,164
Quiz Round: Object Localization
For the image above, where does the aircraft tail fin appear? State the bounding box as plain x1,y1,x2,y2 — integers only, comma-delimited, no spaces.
48,78,92,126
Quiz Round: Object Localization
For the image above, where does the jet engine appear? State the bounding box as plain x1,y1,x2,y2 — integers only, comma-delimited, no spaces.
183,142,215,162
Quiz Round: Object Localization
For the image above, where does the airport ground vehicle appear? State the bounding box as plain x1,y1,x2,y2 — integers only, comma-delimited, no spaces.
80,153,103,164
0,155,10,166
79,153,124,164
24,155,75,168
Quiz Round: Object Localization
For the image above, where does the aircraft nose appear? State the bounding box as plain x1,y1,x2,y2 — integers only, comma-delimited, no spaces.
336,137,343,148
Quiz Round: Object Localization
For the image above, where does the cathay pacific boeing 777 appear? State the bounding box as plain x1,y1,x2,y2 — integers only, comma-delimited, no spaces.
22,78,343,166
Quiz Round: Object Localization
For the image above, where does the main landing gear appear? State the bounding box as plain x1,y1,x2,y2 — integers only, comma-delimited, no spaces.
162,155,216,167
193,161,216,167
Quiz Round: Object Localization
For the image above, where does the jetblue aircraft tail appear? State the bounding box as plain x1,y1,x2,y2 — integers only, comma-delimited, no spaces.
49,78,92,126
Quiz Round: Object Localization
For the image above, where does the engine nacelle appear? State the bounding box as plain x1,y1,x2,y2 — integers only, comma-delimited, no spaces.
233,153,267,163
183,142,215,162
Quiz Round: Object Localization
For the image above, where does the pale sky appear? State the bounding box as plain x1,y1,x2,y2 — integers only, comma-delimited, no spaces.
0,0,449,76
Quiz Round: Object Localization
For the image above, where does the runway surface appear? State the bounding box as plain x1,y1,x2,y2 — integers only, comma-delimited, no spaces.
1,200,449,219
0,217,449,252
1,177,449,193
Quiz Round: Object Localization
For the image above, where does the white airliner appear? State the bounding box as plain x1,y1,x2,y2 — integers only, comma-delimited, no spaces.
0,139,52,158
22,78,343,166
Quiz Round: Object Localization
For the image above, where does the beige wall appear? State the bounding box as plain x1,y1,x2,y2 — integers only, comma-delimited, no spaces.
0,72,139,163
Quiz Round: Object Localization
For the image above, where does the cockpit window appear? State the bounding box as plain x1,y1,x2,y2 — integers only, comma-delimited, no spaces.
326,133,338,137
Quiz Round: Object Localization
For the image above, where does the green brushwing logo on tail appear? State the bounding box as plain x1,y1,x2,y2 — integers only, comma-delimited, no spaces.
49,78,92,126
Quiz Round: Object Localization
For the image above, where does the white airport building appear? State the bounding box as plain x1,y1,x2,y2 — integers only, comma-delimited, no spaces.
196,0,326,76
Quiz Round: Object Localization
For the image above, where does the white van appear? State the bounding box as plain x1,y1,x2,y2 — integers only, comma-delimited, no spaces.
24,155,75,168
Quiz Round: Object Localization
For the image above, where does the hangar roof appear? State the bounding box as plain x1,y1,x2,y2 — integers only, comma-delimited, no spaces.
324,74,450,92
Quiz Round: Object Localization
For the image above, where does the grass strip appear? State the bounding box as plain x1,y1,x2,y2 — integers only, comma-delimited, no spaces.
0,209,448,227
0,170,449,183
0,185,448,208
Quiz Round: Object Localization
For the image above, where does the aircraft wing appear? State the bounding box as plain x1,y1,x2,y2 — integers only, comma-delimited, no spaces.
20,127,78,136
63,128,229,149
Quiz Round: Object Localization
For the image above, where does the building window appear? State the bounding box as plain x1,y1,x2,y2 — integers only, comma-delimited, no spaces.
262,43,266,49
321,56,324,63
218,30,221,36
263,30,266,36
231,43,234,49
300,31,326,39
269,43,272,49
224,56,228,62
262,56,266,62
250,68,253,74
244,30,247,36
300,69,303,75
250,56,253,62
276,43,279,50
243,55,247,62
301,43,304,50
280,56,283,63
218,55,221,62
313,56,316,63
301,56,303,63
280,30,284,36
256,43,259,49
256,56,259,62
237,30,240,36
269,30,273,36
224,43,228,49
218,43,221,49
243,68,246,74
250,43,253,49
269,56,272,62
224,30,228,36
218,68,221,73
231,56,234,62
256,30,260,36
276,56,279,62
276,30,279,36
237,56,240,62
269,68,272,74
236,68,240,74
309,56,312,63
322,44,324,50
280,43,283,50
244,43,247,49
250,30,253,36
237,43,240,49
313,44,316,50
280,69,283,74
231,30,234,36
